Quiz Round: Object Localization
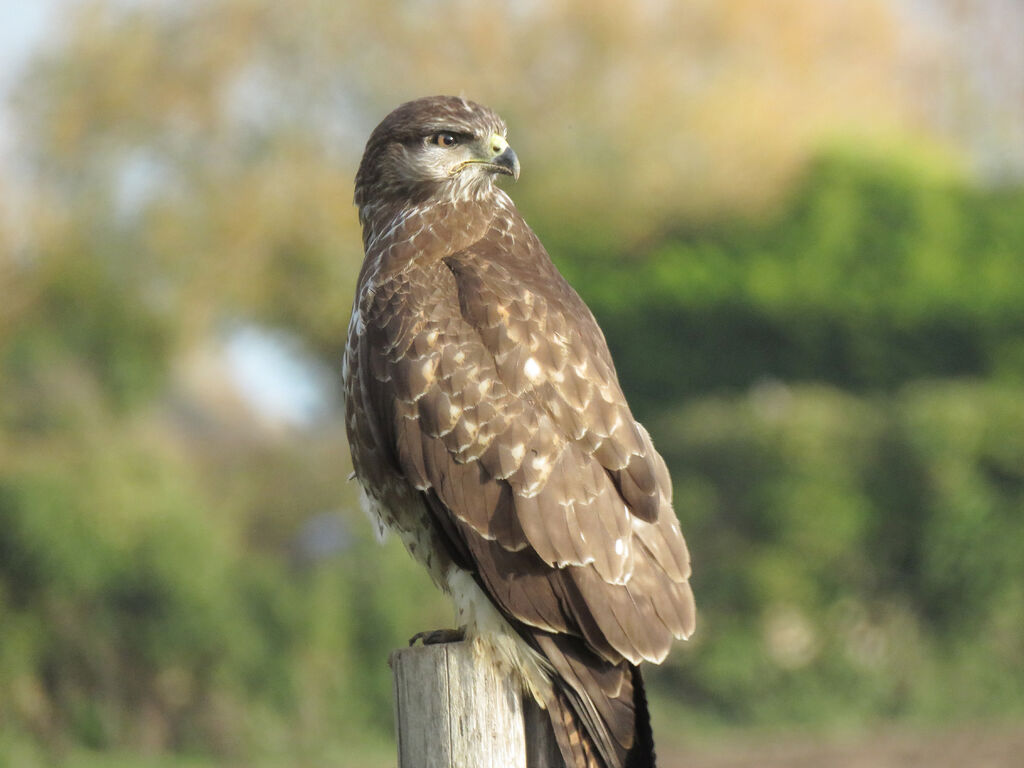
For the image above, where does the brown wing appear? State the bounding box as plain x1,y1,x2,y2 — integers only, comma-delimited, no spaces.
356,208,695,766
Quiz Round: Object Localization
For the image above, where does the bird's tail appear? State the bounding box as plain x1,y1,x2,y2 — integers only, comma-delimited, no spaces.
533,633,656,768
545,684,603,768
625,664,655,768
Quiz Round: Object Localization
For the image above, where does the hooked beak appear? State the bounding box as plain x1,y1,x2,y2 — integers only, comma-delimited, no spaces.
490,145,520,181
485,133,520,181
450,134,521,182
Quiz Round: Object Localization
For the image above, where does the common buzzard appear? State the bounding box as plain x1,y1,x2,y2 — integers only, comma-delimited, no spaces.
343,96,695,768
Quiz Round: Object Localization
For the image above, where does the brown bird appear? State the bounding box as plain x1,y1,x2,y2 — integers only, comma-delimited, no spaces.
342,96,695,768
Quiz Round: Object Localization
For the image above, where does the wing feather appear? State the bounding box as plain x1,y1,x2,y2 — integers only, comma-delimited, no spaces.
356,205,694,768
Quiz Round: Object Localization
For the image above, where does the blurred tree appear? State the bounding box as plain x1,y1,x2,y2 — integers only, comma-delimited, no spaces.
559,145,1024,418
1,0,1023,765
656,381,1024,724
10,0,928,297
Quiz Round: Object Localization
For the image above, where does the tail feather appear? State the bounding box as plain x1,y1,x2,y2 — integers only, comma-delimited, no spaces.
544,685,600,768
532,632,655,768
625,664,655,768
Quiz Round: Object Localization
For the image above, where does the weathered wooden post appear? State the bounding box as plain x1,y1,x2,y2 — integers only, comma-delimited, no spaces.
390,640,563,768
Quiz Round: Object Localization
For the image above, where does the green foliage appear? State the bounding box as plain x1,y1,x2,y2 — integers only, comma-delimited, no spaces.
1,0,1021,764
3,141,1024,763
3,27,1024,755
652,380,1024,725
555,149,1024,418
0,431,448,761
3,245,171,418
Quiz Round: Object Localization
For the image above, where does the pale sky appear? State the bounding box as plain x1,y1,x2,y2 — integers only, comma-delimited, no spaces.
0,1,61,162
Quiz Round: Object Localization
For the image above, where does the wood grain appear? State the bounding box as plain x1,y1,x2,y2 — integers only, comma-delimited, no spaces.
390,641,562,768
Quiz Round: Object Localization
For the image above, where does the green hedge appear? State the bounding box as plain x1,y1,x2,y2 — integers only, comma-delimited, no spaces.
650,380,1024,724
554,149,1024,417
0,429,448,761
3,382,1021,759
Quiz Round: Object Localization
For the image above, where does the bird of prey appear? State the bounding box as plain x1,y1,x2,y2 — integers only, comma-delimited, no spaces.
343,96,695,768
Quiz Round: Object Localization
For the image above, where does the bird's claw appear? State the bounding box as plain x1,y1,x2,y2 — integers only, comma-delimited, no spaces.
409,627,466,646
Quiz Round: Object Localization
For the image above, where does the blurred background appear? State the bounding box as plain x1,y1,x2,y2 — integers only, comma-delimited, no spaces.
1,1,1023,766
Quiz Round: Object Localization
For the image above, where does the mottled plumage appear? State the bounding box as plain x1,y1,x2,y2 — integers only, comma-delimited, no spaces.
343,96,695,768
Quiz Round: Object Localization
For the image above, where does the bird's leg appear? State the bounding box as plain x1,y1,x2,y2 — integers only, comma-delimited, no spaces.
409,627,467,646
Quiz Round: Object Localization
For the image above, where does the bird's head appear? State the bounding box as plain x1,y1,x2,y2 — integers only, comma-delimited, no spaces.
354,96,519,222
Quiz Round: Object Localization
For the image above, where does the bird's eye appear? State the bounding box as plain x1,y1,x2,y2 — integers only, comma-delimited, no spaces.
428,132,459,148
